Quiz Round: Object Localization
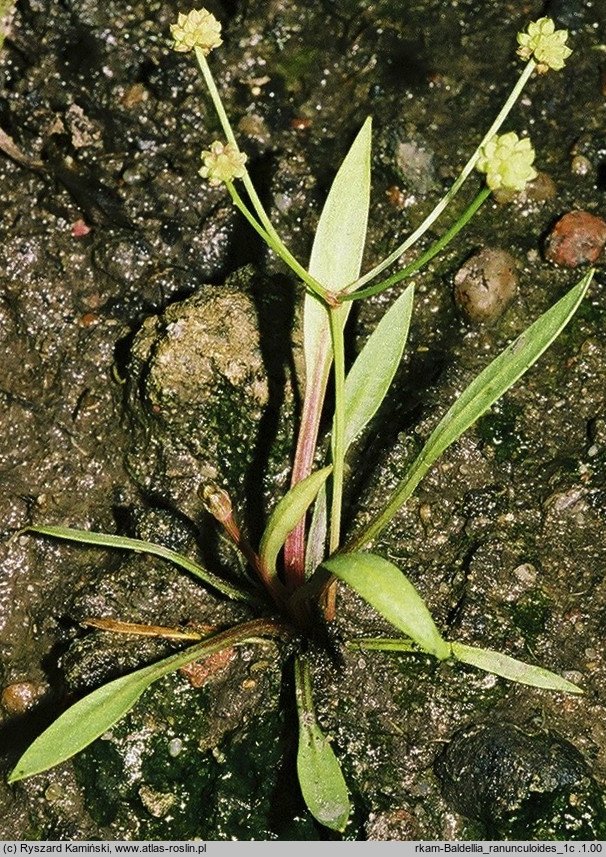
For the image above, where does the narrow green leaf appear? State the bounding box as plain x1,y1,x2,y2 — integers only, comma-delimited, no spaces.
451,642,583,695
294,657,351,833
341,284,414,450
25,525,252,603
9,621,279,782
347,270,593,550
324,553,450,660
259,467,332,576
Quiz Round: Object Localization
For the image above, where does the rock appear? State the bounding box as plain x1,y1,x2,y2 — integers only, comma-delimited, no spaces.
61,633,173,693
125,266,295,518
435,722,606,839
454,248,518,323
544,210,606,267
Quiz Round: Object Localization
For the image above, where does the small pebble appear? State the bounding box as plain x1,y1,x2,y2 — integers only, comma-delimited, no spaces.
544,210,606,267
45,783,65,803
168,738,183,757
419,502,432,525
523,171,557,203
1,681,45,715
121,83,149,109
71,219,91,238
454,248,518,323
571,155,592,177
385,185,407,209
513,563,538,586
289,116,312,132
366,807,419,840
178,647,235,688
138,785,176,818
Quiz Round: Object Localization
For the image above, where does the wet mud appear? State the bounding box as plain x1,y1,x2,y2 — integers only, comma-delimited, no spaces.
1,0,605,841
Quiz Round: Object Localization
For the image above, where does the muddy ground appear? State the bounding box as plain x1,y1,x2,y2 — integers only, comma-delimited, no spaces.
1,0,605,841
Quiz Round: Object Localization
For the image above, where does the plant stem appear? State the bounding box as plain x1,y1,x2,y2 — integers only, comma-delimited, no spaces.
346,59,536,295
82,617,205,641
225,182,334,303
283,350,331,588
293,653,314,714
184,617,293,655
322,308,346,620
345,637,417,652
328,308,346,554
195,49,272,230
195,49,335,306
340,187,491,302
283,302,348,587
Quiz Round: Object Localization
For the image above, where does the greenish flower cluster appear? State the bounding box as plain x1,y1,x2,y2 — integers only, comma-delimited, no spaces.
199,140,248,185
476,132,537,193
170,8,222,54
517,17,572,73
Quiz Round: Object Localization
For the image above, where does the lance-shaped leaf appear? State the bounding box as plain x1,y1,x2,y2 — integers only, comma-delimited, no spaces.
25,525,252,603
9,619,284,782
309,116,372,293
347,270,593,549
294,656,351,833
259,467,332,577
304,116,372,378
324,553,450,660
451,642,583,694
340,284,414,450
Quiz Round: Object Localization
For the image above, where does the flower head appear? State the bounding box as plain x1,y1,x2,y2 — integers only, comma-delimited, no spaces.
476,132,537,193
517,17,572,73
170,9,222,55
199,141,247,185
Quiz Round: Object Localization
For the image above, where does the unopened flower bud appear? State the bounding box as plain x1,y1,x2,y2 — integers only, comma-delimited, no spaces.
170,9,222,55
517,17,572,73
476,132,537,193
200,484,233,523
199,141,247,186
